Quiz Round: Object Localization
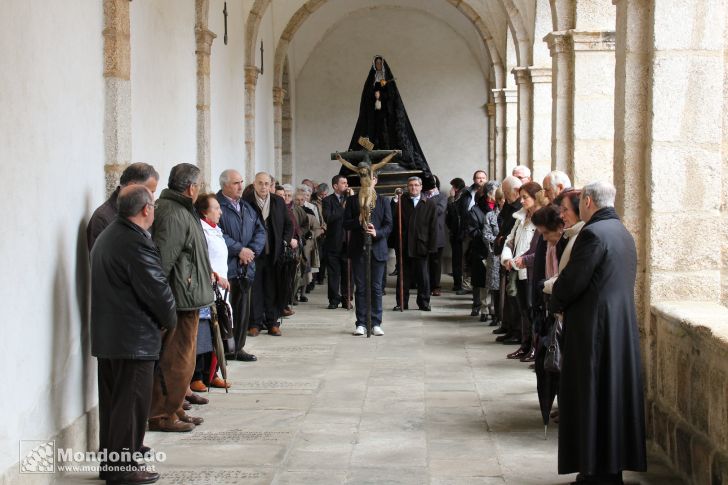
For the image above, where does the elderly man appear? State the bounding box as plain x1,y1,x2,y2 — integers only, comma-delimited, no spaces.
542,170,571,202
392,176,438,311
91,185,176,484
148,163,215,432
216,170,266,362
243,172,295,336
551,181,646,482
512,165,531,184
87,162,159,250
493,175,523,343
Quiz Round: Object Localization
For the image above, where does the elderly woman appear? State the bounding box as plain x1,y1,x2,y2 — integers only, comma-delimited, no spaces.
500,182,544,360
482,183,502,325
190,193,231,392
543,189,584,294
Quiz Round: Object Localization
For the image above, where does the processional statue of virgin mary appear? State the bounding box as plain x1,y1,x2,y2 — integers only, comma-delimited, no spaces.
340,55,431,181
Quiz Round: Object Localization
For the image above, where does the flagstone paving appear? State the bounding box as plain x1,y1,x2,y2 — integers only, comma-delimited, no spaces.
58,279,682,485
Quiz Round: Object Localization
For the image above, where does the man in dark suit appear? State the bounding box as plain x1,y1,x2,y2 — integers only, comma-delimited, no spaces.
343,175,392,336
392,176,437,311
243,172,295,336
423,175,447,296
322,174,353,309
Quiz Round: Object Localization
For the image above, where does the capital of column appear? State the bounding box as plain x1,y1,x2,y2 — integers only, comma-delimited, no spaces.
503,88,518,104
571,30,616,52
491,89,505,104
195,28,217,55
529,67,552,84
511,67,532,87
244,65,260,86
273,87,287,106
543,31,573,56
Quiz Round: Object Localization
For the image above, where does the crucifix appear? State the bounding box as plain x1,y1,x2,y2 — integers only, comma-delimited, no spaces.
259,41,264,74
223,2,228,45
332,147,400,336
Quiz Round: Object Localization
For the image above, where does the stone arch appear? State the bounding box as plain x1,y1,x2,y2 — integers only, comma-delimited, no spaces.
499,0,533,66
270,0,507,174
244,0,271,64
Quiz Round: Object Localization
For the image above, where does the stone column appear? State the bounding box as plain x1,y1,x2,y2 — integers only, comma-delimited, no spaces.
272,86,285,182
504,88,518,172
195,0,216,191
102,0,132,196
487,101,496,178
512,67,534,172
244,65,259,184
544,31,574,177
571,30,616,186
492,89,506,180
530,67,553,182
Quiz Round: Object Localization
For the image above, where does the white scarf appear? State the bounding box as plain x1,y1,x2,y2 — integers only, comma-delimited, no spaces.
255,193,271,221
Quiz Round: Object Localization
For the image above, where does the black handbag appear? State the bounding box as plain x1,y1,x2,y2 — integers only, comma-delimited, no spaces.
544,314,563,373
212,283,235,353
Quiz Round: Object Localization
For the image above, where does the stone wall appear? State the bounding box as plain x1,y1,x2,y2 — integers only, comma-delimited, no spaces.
649,302,728,485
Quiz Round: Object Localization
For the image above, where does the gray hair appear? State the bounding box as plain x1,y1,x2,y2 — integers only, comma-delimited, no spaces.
219,169,240,189
118,185,153,218
317,183,329,193
407,176,422,184
168,163,201,193
582,181,616,208
296,184,312,194
501,175,522,192
546,170,571,189
120,163,159,186
512,165,531,178
281,183,294,193
255,171,272,183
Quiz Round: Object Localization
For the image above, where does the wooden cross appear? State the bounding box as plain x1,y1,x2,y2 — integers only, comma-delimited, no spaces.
223,2,228,45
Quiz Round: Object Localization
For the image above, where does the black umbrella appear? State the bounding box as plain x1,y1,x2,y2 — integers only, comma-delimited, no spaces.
274,241,299,318
535,312,560,439
234,265,253,354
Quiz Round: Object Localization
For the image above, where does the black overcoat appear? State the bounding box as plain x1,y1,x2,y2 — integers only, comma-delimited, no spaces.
550,207,647,476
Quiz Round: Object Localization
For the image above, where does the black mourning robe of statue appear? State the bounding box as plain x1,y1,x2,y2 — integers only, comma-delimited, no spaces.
344,56,430,174
550,207,647,476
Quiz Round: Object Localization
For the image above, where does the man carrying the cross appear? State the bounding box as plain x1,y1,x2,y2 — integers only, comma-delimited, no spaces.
343,174,392,336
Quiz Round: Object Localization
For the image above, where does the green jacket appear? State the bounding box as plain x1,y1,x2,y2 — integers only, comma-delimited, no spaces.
152,188,214,311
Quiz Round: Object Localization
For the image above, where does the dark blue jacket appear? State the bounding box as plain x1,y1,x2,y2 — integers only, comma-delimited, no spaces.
343,194,392,262
216,191,267,281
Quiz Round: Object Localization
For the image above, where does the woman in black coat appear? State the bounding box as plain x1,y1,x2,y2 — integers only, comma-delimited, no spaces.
550,183,646,482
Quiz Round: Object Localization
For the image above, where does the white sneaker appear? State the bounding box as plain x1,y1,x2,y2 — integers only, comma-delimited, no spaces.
353,326,366,336
372,326,384,336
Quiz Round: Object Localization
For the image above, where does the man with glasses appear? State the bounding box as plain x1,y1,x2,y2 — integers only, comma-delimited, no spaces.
87,162,159,251
392,176,438,312
91,185,176,484
243,172,295,336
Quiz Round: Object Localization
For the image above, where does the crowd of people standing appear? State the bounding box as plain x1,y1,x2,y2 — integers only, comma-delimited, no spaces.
86,160,646,485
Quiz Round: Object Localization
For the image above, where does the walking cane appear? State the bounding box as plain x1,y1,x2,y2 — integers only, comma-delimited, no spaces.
395,188,404,311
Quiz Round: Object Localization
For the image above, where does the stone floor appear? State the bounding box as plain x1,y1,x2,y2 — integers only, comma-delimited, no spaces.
59,278,681,485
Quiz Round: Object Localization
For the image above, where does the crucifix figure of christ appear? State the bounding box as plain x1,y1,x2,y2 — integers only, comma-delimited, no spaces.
332,149,400,227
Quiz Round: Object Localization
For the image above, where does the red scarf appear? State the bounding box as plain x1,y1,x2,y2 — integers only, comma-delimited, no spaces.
203,218,217,228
